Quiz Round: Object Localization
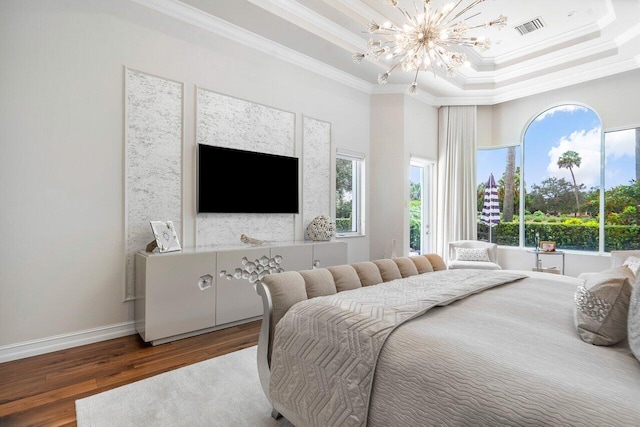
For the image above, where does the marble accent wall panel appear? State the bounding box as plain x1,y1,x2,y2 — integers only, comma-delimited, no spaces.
125,68,183,299
196,88,295,247
302,116,331,237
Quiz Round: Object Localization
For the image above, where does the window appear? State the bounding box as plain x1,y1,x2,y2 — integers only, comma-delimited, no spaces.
603,127,640,251
335,150,365,236
477,105,638,252
523,104,602,251
476,146,521,246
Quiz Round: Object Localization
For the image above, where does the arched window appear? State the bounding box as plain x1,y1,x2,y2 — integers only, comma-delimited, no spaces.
522,104,639,252
523,104,602,251
477,104,638,252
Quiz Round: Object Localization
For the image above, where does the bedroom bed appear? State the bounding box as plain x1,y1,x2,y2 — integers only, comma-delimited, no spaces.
255,253,640,427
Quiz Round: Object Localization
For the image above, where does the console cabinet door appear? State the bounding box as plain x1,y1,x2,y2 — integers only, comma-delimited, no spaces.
216,248,268,325
312,242,348,268
271,245,313,272
143,252,216,342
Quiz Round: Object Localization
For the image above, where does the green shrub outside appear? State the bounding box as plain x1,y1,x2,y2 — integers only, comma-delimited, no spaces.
478,221,640,251
336,218,351,232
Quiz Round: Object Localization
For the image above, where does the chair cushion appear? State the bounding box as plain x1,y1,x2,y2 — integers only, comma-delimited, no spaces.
393,257,419,278
327,265,361,292
449,260,501,270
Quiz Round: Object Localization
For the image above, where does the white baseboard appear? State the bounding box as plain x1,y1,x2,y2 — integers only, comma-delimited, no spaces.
0,321,137,363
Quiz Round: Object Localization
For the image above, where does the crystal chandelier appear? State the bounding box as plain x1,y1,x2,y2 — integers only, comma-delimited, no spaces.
353,0,507,95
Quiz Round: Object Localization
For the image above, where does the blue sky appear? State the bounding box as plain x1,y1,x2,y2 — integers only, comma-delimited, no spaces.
478,105,636,191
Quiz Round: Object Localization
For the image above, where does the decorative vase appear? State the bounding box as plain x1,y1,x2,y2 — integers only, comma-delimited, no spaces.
306,215,336,241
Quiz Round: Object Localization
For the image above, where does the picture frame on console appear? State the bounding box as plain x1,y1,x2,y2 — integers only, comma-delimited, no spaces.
148,220,181,253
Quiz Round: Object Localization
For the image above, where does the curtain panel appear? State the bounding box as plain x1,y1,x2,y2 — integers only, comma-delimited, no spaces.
436,106,478,261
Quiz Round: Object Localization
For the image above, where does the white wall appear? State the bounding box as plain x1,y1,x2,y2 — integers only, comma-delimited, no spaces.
0,0,371,354
370,95,405,260
369,94,438,260
486,69,640,147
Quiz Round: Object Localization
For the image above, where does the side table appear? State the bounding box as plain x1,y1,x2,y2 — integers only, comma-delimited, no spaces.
527,249,565,275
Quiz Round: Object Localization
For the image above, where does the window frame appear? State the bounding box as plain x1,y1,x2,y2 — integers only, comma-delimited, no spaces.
335,149,365,238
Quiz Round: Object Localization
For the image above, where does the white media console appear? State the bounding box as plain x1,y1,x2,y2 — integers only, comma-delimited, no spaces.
135,240,347,345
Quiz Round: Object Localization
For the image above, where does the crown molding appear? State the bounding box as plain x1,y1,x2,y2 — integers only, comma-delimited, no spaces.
461,40,619,87
371,84,437,105
246,0,367,52
129,0,374,93
128,0,640,108
489,57,640,104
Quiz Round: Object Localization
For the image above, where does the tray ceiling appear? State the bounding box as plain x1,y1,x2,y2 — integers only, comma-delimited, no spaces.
133,0,640,105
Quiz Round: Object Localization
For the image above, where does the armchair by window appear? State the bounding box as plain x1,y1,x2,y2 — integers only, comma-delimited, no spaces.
448,240,501,270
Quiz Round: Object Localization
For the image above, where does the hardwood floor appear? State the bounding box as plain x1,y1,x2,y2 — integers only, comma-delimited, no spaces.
0,321,261,427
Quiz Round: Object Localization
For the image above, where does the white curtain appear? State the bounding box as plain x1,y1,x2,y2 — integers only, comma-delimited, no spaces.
436,106,477,260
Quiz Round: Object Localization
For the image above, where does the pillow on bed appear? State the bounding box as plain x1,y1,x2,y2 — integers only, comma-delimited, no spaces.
424,254,447,271
351,261,384,287
623,256,640,278
574,266,635,346
393,257,419,278
299,268,337,299
373,259,403,282
455,247,491,262
629,280,640,362
327,265,361,292
410,255,434,274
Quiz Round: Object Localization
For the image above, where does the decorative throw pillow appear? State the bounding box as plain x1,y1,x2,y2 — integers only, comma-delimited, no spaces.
455,247,491,262
574,266,635,346
628,280,640,362
623,256,640,278
424,254,447,271
299,268,337,299
410,255,434,274
393,257,419,278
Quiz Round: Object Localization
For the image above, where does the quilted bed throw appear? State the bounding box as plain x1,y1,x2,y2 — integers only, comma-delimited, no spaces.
269,269,527,427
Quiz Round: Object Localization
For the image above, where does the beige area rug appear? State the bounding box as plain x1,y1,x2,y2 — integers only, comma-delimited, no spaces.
75,346,293,426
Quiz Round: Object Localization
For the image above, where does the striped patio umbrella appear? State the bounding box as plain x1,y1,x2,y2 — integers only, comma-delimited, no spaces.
480,173,500,242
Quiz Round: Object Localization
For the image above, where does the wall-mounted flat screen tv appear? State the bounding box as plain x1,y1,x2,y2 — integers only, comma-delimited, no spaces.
197,144,299,214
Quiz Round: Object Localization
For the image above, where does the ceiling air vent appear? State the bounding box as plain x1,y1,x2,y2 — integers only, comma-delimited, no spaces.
515,17,545,35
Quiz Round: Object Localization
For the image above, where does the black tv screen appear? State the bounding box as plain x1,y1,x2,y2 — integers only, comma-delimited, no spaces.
197,144,299,214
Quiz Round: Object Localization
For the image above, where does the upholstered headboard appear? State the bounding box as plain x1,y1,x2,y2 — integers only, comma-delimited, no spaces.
254,253,447,400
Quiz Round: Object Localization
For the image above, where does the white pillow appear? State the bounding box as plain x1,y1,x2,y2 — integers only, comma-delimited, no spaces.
623,256,640,277
574,266,634,346
629,280,640,362
456,247,491,262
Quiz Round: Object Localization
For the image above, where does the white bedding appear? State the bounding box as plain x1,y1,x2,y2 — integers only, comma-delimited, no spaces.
269,270,640,426
369,271,640,426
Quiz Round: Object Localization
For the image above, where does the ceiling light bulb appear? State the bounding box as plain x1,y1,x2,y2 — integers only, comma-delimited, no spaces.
353,0,506,92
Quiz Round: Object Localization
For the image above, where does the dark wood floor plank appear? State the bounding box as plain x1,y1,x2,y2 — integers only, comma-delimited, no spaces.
0,320,261,426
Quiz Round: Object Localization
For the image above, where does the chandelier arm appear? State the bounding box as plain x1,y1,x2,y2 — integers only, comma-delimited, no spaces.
430,48,449,72
357,0,506,90
439,0,465,24
412,67,420,84
461,12,482,22
450,0,484,21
